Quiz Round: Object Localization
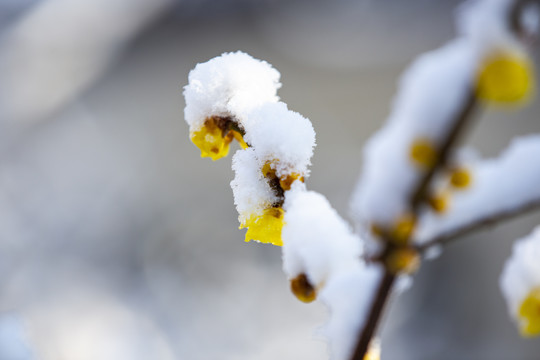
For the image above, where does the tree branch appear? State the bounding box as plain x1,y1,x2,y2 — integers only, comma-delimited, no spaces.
411,92,477,210
349,1,538,357
417,198,540,252
351,93,478,360
350,272,395,360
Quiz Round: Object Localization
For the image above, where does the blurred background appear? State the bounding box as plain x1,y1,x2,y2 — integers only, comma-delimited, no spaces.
0,0,539,359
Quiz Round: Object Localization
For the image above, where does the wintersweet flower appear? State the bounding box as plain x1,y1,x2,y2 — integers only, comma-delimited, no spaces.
449,166,472,189
240,207,284,246
476,51,535,105
190,117,247,160
427,191,450,214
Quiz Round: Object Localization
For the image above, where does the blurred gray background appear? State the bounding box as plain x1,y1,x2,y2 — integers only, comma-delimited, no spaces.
0,0,539,359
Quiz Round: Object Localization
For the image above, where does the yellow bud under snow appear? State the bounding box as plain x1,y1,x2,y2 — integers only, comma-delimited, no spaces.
290,273,317,303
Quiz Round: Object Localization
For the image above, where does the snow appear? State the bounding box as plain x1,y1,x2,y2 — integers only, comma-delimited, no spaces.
319,264,383,360
244,102,316,177
231,148,279,224
282,184,362,287
350,39,478,228
184,51,281,132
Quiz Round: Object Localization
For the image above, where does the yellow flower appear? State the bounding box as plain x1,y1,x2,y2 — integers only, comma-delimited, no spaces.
240,207,284,246
391,214,417,245
290,273,317,303
190,117,247,161
518,287,540,337
476,52,535,105
410,138,437,169
385,247,420,275
370,214,417,244
449,167,472,189
428,191,450,214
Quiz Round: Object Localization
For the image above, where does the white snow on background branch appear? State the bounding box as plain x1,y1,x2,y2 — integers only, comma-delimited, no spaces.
416,135,540,244
350,39,478,227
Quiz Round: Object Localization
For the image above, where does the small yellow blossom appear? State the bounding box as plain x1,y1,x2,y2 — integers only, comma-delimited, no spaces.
190,117,247,160
371,214,416,244
385,247,420,275
290,273,317,303
428,191,450,214
240,207,284,246
449,167,472,189
410,138,437,169
518,287,540,337
390,214,417,245
476,52,535,105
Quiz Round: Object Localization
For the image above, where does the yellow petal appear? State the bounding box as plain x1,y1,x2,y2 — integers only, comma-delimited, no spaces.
390,214,417,245
428,191,450,214
449,167,472,189
518,288,540,337
476,52,535,105
232,130,249,149
261,162,276,178
190,119,232,161
240,207,284,246
279,173,304,191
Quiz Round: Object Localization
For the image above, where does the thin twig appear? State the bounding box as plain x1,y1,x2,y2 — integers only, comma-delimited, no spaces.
350,272,396,360
411,92,477,211
417,198,540,252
